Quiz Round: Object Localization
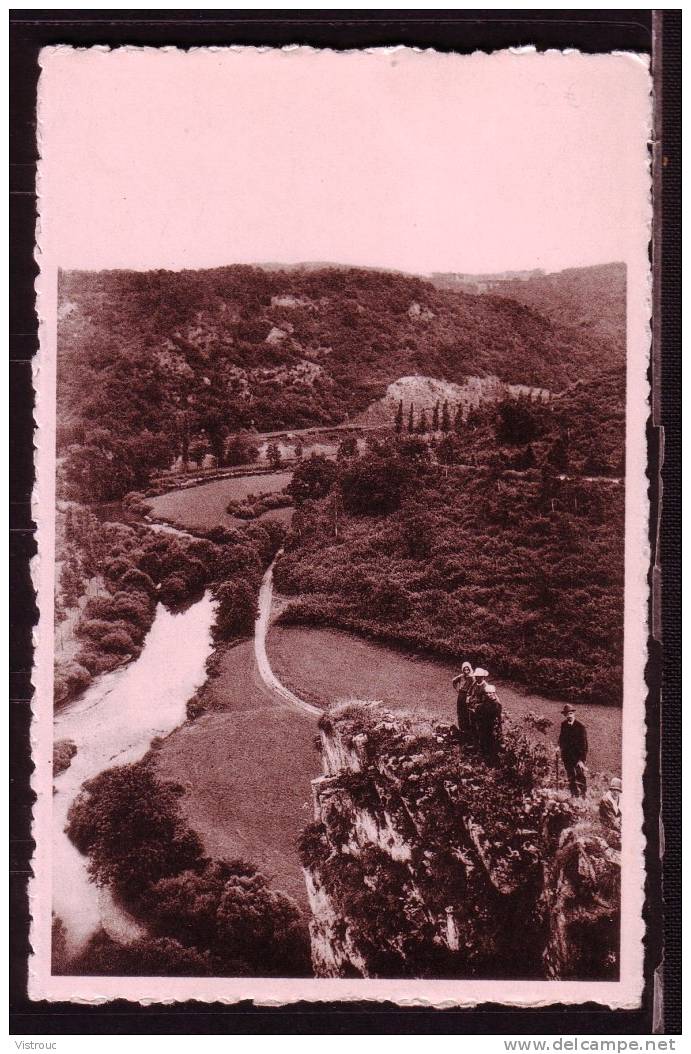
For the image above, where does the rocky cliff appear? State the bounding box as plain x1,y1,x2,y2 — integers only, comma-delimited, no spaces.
299,702,620,980
354,374,550,427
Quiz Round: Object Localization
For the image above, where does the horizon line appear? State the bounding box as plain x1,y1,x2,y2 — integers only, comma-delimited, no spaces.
57,259,626,278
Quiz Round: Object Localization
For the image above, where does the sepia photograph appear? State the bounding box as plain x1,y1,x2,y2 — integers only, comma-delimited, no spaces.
30,44,652,1006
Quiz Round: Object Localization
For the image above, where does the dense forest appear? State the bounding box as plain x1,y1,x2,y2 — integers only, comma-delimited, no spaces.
274,388,625,705
61,759,310,977
428,262,626,353
56,261,626,703
57,263,624,501
54,503,285,707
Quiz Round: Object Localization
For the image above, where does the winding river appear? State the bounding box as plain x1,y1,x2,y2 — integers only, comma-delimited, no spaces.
53,590,216,956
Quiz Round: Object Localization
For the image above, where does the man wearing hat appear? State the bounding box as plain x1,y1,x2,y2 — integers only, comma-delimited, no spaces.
451,662,475,741
599,777,622,831
558,704,589,797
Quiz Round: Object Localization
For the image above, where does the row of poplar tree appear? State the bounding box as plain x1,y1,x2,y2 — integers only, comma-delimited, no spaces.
394,399,466,435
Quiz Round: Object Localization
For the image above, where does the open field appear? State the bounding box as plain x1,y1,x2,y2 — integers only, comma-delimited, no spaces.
267,624,622,776
147,471,293,532
153,640,319,908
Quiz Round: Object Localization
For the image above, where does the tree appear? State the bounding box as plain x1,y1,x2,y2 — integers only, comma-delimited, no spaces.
159,573,190,607
441,400,450,433
119,567,157,597
266,441,282,468
72,931,213,977
466,405,483,431
176,409,192,472
437,434,461,465
51,916,70,974
326,482,344,539
103,556,136,590
337,434,358,461
545,435,569,472
213,542,262,580
100,628,137,654
199,410,228,466
54,662,92,706
370,580,411,621
76,617,133,643
407,403,415,433
394,400,404,434
213,578,258,641
454,405,464,434
522,444,536,469
84,591,153,626
226,434,258,467
66,761,204,902
416,409,429,434
397,436,430,464
294,439,304,460
432,401,440,432
496,399,541,446
62,434,137,503
188,437,208,465
287,454,337,504
400,504,434,557
149,859,311,977
340,453,412,516
59,556,83,609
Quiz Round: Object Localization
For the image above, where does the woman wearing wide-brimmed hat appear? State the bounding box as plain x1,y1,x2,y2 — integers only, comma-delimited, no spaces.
451,661,475,741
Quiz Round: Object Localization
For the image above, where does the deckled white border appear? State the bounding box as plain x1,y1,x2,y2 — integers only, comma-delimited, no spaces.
29,45,652,1007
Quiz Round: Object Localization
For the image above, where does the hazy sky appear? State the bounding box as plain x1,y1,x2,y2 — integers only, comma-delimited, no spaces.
39,46,651,274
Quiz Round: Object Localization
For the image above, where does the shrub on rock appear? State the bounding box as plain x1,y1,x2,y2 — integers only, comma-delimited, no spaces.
54,662,92,706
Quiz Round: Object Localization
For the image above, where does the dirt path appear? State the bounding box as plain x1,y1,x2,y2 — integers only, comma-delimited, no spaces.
154,558,321,907
254,557,321,718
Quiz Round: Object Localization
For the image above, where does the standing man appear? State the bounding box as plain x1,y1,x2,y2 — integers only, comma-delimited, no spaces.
451,662,475,741
558,704,589,797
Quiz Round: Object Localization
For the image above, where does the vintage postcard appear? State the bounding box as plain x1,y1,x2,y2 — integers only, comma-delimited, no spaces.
30,45,652,1006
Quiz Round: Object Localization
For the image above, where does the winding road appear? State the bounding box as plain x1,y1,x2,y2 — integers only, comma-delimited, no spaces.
254,554,321,718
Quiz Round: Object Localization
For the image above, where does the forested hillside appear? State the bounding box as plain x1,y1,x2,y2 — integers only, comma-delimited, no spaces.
57,264,624,501
274,384,625,705
429,263,626,352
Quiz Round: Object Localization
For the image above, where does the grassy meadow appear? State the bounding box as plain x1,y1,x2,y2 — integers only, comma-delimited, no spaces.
267,623,622,777
148,471,293,532
153,639,319,908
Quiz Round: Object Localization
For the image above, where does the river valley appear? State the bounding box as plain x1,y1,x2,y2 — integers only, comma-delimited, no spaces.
53,591,216,955
54,464,623,960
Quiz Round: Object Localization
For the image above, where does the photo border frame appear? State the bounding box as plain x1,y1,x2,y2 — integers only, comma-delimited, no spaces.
9,8,679,1036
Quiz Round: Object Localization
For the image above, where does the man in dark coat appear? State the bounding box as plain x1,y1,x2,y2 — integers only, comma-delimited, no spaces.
559,704,588,797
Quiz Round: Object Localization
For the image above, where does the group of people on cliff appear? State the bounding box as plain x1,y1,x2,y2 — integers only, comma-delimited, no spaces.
451,663,503,764
451,663,621,831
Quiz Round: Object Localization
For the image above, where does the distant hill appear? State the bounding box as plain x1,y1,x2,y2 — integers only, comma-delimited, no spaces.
56,263,625,500
429,268,545,287
427,262,626,352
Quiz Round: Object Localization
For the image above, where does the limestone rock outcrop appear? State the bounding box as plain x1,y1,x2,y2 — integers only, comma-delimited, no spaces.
300,702,620,980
